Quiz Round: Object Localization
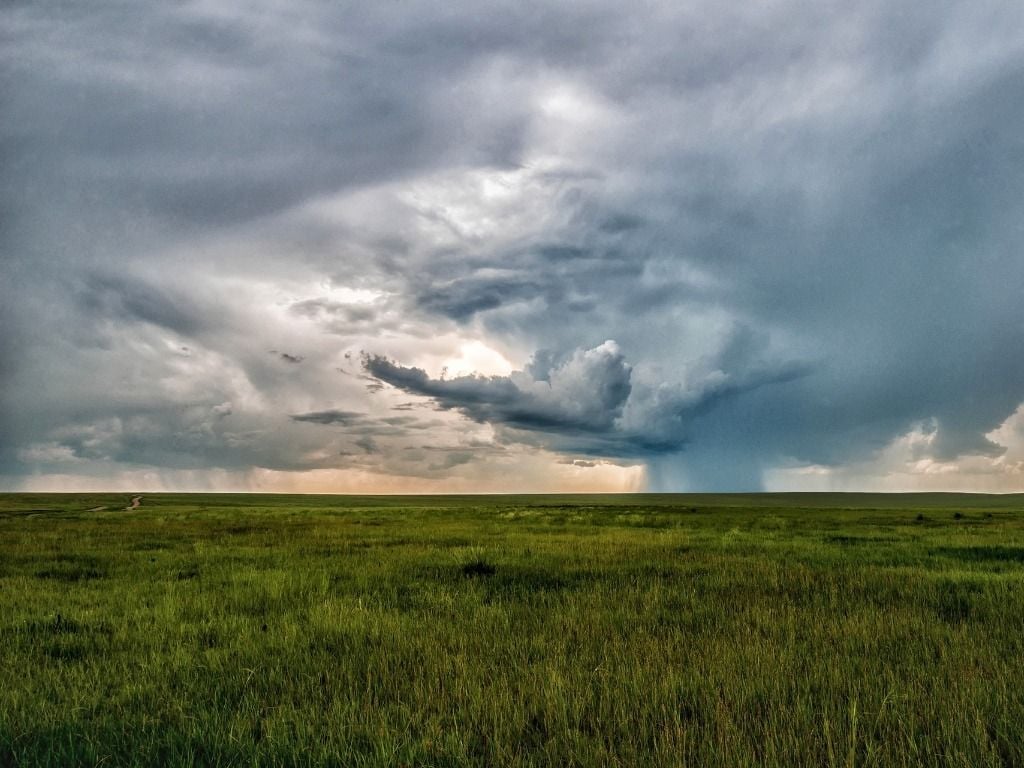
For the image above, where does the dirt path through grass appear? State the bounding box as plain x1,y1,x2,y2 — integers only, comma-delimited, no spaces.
125,496,142,510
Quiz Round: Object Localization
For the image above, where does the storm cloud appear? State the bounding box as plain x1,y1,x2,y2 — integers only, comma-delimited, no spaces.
366,338,810,460
3,0,1024,491
366,340,633,434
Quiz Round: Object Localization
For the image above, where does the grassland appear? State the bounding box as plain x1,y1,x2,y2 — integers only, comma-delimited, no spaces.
1,492,1023,767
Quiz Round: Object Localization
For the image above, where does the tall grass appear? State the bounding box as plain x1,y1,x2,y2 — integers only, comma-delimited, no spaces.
1,493,1022,766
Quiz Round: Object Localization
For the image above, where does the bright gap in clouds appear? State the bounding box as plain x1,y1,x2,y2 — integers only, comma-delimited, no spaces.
440,341,515,378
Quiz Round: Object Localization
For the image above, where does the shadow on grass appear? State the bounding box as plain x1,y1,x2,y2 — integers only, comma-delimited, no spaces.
826,535,899,546
404,562,605,602
33,555,109,582
930,579,986,623
932,546,1024,564
0,724,263,768
11,614,115,662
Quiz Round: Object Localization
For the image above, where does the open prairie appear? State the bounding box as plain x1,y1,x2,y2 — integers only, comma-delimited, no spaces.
1,493,1023,767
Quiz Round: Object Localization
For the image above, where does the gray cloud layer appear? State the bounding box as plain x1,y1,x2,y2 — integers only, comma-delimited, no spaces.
3,0,1024,490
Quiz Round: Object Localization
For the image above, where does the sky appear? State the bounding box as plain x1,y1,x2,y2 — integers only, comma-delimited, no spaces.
3,0,1024,493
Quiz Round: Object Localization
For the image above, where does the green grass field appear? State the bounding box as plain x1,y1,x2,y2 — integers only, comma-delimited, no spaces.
2,493,1023,767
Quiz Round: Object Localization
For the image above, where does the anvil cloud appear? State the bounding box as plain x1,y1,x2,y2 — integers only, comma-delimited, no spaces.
3,0,1024,491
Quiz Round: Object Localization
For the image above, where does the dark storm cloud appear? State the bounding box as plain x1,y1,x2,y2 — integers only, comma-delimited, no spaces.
365,341,631,433
365,340,810,457
79,273,204,337
416,275,547,321
4,0,1024,490
290,300,378,326
0,1,549,239
290,409,441,440
291,410,365,426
